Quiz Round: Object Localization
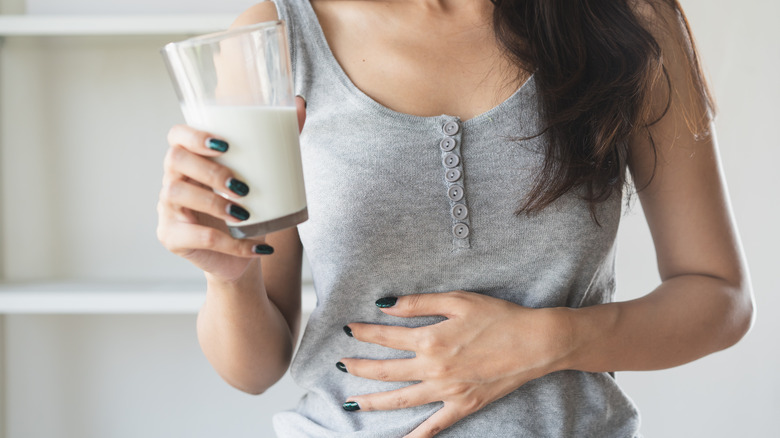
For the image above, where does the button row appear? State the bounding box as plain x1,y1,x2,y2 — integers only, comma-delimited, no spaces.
439,119,469,242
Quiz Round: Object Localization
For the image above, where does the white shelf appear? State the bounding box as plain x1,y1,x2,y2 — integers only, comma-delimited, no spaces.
0,281,316,314
0,14,235,36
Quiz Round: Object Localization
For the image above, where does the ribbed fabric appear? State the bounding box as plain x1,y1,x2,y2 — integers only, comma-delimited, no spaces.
271,0,641,436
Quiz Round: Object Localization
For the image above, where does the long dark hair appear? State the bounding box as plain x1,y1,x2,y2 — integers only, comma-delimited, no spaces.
491,0,714,217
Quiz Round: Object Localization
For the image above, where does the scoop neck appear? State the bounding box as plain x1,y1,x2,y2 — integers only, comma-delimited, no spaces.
301,0,536,127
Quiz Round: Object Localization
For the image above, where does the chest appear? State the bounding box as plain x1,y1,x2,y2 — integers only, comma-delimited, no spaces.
311,0,528,121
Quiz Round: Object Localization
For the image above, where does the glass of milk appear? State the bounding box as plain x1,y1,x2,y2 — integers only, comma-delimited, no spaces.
161,21,307,239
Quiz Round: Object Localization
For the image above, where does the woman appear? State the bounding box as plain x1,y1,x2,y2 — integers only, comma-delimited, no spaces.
157,0,755,436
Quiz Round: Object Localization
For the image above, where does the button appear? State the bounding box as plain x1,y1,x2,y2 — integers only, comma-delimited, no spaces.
453,223,470,239
445,168,461,182
440,137,456,152
443,121,460,136
451,203,468,220
447,185,464,202
443,153,460,168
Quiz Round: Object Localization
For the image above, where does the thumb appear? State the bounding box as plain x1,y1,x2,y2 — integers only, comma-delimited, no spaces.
295,95,307,133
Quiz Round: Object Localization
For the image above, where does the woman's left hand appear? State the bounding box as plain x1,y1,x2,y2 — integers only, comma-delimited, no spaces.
340,291,575,438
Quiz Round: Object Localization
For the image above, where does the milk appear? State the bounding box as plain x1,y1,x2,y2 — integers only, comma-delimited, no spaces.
186,105,307,236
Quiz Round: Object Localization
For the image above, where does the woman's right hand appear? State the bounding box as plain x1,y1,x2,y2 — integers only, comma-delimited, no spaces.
157,124,269,282
157,96,306,282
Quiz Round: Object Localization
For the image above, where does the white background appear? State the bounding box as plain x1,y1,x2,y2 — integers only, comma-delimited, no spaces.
1,0,778,437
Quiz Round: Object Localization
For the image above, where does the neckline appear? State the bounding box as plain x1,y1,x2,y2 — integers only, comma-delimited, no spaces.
301,0,536,127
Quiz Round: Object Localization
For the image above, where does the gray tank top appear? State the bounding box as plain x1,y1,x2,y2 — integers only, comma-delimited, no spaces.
271,0,640,436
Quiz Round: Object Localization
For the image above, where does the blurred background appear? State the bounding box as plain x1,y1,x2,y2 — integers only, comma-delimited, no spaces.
0,0,777,436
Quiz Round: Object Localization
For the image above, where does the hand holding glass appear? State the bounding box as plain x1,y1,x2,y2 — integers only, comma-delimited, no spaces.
161,21,307,239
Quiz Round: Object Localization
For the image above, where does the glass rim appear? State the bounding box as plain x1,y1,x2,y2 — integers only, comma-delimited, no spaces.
162,20,284,51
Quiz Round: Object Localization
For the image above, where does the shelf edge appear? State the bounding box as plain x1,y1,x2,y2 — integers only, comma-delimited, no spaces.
0,282,316,314
0,14,236,36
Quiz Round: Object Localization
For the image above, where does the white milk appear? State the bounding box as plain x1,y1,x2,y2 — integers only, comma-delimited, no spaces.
186,105,307,230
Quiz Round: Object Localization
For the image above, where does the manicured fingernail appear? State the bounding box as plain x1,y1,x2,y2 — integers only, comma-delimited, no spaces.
207,138,228,152
342,401,360,412
227,204,250,221
375,297,398,308
343,325,353,337
226,178,249,197
336,362,348,373
253,244,274,255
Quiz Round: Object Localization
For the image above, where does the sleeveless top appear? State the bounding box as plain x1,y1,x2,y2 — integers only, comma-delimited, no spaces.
271,0,641,436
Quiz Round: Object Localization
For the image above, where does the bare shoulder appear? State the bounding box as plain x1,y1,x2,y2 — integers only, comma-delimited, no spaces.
231,1,280,29
629,0,700,59
629,0,713,146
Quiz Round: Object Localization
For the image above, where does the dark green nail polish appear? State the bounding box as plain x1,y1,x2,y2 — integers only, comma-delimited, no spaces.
228,204,250,221
375,297,398,308
342,401,360,412
343,325,353,337
227,178,249,197
253,244,274,255
207,138,228,152
336,362,348,373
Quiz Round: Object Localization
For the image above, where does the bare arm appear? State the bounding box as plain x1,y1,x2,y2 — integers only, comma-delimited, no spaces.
196,225,303,394
161,1,306,395
562,0,755,373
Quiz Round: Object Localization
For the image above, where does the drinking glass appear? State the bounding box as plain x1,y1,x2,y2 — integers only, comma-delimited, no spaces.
161,21,307,239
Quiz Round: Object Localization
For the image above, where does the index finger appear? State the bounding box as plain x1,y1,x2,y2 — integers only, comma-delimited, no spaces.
376,292,469,319
346,323,420,352
167,123,229,158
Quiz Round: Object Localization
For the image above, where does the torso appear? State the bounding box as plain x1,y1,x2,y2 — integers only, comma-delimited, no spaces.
270,0,639,435
310,0,530,120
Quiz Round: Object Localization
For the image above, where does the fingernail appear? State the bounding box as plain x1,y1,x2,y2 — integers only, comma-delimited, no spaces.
342,401,360,412
227,204,250,221
336,362,348,373
375,297,398,308
343,325,353,337
207,138,228,152
253,244,274,255
297,95,307,109
226,178,249,197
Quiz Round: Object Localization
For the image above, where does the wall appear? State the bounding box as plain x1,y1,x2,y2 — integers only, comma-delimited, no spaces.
615,0,780,435
1,0,778,437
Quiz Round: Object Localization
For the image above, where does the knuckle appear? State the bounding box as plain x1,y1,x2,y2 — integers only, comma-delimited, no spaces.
447,291,470,307
164,146,188,173
159,180,179,204
373,325,389,345
198,228,219,248
156,224,168,246
393,395,411,409
417,335,441,353
374,364,391,382
167,124,186,146
157,225,178,253
445,382,470,398
428,363,451,380
207,162,231,186
405,294,425,312
460,397,485,414
163,147,176,173
208,192,225,215
235,238,252,257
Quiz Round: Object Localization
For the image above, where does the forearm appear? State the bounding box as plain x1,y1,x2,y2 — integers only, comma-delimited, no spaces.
560,274,754,373
197,260,295,395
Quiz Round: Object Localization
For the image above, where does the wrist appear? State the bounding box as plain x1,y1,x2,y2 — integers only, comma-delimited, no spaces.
555,303,622,373
204,259,266,297
542,307,581,373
